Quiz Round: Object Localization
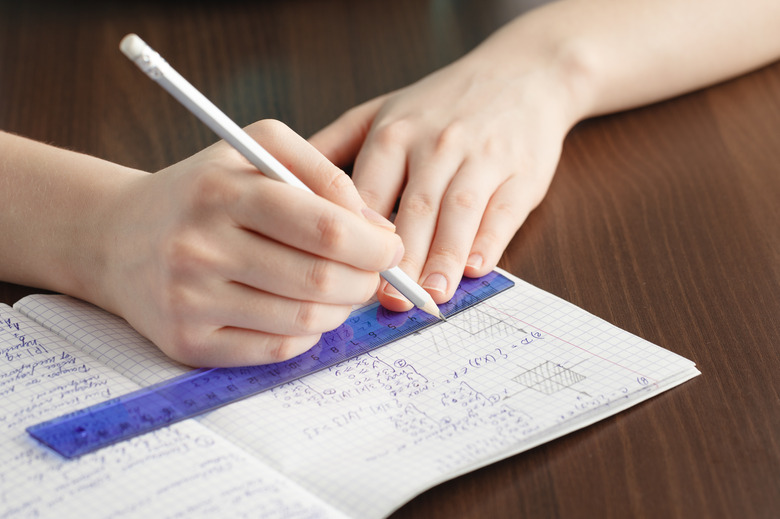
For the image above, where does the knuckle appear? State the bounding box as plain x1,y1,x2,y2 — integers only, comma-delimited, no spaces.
161,231,213,277
166,336,201,365
159,285,203,329
304,260,338,298
397,254,425,275
266,335,318,363
480,137,509,158
434,121,467,154
494,196,529,222
159,313,206,365
291,301,321,334
473,226,511,255
448,189,481,213
357,187,383,209
185,168,241,210
322,165,356,196
291,302,351,337
161,284,190,314
372,119,413,147
429,243,465,265
402,192,438,218
313,211,348,253
475,226,503,245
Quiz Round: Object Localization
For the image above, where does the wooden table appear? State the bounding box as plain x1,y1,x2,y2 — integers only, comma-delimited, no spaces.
2,1,778,517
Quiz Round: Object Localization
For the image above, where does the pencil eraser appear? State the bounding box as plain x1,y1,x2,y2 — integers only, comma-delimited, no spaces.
120,33,147,60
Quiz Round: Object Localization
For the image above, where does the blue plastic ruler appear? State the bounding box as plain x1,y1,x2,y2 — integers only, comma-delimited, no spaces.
27,271,513,458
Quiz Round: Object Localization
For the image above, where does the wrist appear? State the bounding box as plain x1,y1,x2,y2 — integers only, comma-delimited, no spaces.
66,166,149,315
459,6,603,130
0,133,148,309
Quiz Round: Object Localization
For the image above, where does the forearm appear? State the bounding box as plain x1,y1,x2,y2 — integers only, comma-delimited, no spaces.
2,121,405,367
0,131,146,302
466,0,780,124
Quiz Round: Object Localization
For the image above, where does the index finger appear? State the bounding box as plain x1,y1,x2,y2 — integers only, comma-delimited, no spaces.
229,176,404,273
244,119,374,218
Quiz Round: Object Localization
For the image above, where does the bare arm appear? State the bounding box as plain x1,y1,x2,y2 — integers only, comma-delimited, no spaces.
0,126,402,366
476,0,780,119
0,131,137,301
311,0,780,310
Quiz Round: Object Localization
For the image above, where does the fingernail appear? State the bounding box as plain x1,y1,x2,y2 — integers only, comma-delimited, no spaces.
382,283,407,302
422,273,448,296
361,206,395,231
466,253,483,270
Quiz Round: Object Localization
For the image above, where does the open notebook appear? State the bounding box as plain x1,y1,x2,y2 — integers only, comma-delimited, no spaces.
0,269,698,518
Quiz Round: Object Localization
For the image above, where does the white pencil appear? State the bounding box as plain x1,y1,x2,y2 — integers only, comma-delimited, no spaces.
119,33,445,321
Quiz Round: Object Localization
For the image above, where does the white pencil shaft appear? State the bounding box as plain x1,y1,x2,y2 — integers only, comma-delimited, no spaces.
124,40,308,191
120,34,440,316
381,266,430,309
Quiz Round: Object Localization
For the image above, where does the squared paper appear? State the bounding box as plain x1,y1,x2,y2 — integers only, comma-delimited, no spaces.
1,269,698,518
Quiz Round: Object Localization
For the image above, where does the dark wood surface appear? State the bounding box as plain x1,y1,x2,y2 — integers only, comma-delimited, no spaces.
1,1,778,518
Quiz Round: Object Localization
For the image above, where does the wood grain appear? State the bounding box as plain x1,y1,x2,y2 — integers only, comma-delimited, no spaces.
1,1,778,517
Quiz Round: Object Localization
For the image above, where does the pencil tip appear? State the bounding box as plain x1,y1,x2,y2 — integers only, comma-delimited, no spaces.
418,299,445,321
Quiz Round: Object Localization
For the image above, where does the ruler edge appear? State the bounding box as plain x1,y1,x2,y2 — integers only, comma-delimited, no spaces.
27,271,515,458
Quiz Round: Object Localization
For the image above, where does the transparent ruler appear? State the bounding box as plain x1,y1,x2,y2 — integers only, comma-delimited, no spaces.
27,271,514,458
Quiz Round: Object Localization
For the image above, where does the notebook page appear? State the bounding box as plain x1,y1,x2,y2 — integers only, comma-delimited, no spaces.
194,270,699,518
15,271,699,518
14,295,190,384
0,304,348,519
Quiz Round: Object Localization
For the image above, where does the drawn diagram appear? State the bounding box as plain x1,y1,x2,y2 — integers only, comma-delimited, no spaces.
431,307,528,353
449,308,527,337
512,361,586,395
